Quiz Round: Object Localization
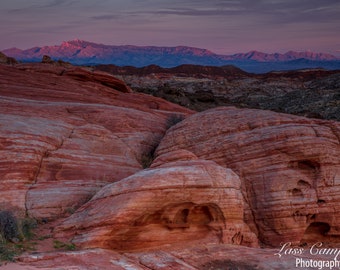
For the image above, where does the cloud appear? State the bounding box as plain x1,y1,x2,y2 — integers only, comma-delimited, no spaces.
45,0,70,8
153,7,243,17
114,0,340,26
5,0,76,16
91,14,119,20
0,0,339,54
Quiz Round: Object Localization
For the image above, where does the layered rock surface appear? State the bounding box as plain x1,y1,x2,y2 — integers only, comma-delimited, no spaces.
0,63,191,219
1,60,340,269
55,158,258,250
156,107,340,246
2,244,317,270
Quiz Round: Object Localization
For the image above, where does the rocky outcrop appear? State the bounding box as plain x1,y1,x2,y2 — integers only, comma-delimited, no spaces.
41,55,54,64
0,51,17,65
96,64,249,78
0,63,192,219
55,157,258,250
156,107,340,246
107,68,340,120
63,68,133,93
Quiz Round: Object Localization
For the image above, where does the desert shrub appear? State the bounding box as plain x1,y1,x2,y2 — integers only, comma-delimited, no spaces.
37,234,52,241
141,154,153,169
20,218,37,241
141,147,156,169
53,240,76,251
0,240,37,263
140,115,185,169
0,212,39,263
0,211,19,262
0,211,19,242
166,114,185,129
0,242,17,262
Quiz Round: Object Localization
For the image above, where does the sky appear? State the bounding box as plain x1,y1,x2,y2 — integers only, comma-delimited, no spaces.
0,0,340,56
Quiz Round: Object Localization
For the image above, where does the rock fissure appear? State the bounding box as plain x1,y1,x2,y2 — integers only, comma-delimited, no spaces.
325,123,340,144
24,128,75,216
244,183,261,238
24,150,48,215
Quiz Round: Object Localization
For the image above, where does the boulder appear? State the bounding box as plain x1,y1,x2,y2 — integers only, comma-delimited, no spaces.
55,157,258,250
0,51,17,65
41,55,54,64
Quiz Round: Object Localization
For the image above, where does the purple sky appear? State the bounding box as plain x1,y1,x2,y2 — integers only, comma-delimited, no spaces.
1,0,340,55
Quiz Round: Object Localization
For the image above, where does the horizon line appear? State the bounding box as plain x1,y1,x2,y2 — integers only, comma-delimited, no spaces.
2,39,339,58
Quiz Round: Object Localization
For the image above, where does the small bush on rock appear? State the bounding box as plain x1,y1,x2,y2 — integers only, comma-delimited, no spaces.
166,114,185,129
0,242,17,262
20,218,37,240
141,147,156,169
0,211,39,263
53,240,76,251
0,211,19,242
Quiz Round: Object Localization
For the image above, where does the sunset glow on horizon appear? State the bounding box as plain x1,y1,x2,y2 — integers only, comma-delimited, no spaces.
0,0,339,56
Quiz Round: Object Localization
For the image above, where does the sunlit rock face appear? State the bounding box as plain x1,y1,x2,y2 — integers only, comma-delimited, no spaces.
156,107,340,246
55,158,258,250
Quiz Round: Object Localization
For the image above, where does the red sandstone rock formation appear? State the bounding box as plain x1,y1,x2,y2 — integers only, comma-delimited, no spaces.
1,62,340,269
156,107,340,246
3,244,306,270
0,63,192,219
55,158,258,250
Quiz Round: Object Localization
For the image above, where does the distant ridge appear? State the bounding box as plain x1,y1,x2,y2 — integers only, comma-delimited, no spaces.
95,64,249,78
3,39,340,73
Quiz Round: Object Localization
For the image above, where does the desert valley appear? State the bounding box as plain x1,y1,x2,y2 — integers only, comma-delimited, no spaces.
0,45,340,270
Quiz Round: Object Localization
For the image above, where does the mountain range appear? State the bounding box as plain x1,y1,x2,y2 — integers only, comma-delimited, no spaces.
3,39,340,73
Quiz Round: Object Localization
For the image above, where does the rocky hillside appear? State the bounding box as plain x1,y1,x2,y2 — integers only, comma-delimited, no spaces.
0,58,340,269
95,64,340,121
